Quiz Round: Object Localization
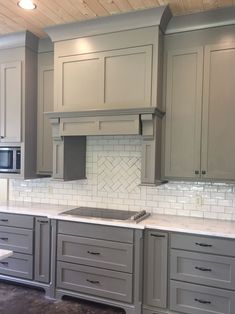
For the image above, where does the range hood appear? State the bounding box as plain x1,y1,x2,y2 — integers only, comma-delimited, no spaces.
44,5,172,184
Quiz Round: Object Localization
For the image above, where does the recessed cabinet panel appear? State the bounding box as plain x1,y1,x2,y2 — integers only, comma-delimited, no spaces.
201,43,235,180
37,65,53,174
58,55,102,111
104,47,152,108
56,46,152,111
0,61,21,143
164,48,203,179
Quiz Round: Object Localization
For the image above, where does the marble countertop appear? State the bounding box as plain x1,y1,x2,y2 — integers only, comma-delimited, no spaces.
0,201,235,237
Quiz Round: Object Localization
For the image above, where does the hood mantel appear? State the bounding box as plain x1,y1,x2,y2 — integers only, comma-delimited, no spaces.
46,107,165,120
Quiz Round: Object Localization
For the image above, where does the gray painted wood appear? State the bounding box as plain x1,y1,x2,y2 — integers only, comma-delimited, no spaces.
57,234,133,273
0,31,38,51
171,249,235,290
0,226,33,254
201,42,235,181
0,61,21,143
0,252,33,280
60,115,140,136
164,47,203,179
52,136,86,181
170,233,235,257
144,230,168,308
170,280,235,314
58,221,134,243
57,261,133,303
37,52,54,175
166,5,235,35
0,213,34,229
34,217,51,284
45,6,171,42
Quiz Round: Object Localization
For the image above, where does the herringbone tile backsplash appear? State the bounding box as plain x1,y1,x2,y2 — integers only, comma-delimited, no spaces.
9,136,235,220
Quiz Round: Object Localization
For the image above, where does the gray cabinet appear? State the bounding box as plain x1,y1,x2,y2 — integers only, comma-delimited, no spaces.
164,47,203,179
56,220,143,313
143,230,168,309
170,232,235,314
37,52,54,175
0,61,22,143
34,217,50,284
164,35,235,181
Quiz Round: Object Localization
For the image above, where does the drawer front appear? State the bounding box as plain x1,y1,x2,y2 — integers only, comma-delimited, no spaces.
0,213,34,229
170,280,235,314
171,233,235,257
57,234,133,273
0,226,33,254
57,261,133,303
171,249,235,290
60,115,140,136
0,252,33,280
142,309,165,314
58,221,134,243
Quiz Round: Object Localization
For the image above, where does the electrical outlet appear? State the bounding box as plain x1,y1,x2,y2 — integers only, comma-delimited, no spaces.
195,195,202,206
48,186,53,194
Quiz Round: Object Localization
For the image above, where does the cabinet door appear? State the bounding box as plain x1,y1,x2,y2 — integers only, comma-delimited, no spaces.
0,61,21,143
34,217,50,283
56,46,152,111
164,48,203,179
37,65,54,175
53,139,64,179
144,230,168,308
201,43,235,180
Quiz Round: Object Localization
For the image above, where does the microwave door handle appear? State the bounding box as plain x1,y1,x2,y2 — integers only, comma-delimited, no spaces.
13,149,17,171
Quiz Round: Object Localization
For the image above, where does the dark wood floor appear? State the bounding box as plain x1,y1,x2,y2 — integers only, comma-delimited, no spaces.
0,282,125,314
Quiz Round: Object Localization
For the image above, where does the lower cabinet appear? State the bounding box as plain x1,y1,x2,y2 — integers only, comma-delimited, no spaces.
0,213,51,288
143,230,168,310
56,220,143,313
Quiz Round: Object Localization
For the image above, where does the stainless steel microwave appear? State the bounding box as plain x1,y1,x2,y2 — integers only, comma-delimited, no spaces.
0,147,21,173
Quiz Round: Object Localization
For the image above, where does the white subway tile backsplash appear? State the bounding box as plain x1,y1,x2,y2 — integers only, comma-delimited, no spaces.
8,135,235,221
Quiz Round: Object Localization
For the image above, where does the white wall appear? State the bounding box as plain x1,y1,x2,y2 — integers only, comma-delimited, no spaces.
9,136,235,221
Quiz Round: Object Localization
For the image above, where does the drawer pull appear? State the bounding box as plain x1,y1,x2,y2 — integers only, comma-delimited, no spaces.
195,266,212,272
87,251,100,256
0,219,8,222
0,261,8,266
151,233,165,238
194,298,211,305
0,237,8,241
195,242,212,247
86,279,100,284
37,220,49,224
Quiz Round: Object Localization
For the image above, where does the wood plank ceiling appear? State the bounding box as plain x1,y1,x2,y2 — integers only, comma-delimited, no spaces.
0,0,235,38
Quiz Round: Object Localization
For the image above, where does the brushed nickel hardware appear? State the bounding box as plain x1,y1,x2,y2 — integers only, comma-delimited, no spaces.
87,251,100,256
151,234,166,238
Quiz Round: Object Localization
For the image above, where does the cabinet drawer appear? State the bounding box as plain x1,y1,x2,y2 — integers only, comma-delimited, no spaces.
0,213,34,229
0,226,33,254
0,252,33,280
57,261,133,303
171,233,235,257
57,234,133,273
58,221,133,243
170,280,235,314
171,249,235,290
60,115,140,136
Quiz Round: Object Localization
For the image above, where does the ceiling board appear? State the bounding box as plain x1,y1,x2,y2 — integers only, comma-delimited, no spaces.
0,0,234,38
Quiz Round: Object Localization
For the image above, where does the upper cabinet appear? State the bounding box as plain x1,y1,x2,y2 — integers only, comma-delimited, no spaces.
164,26,235,182
0,61,22,143
0,31,39,179
57,45,152,111
37,41,54,176
46,6,172,113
